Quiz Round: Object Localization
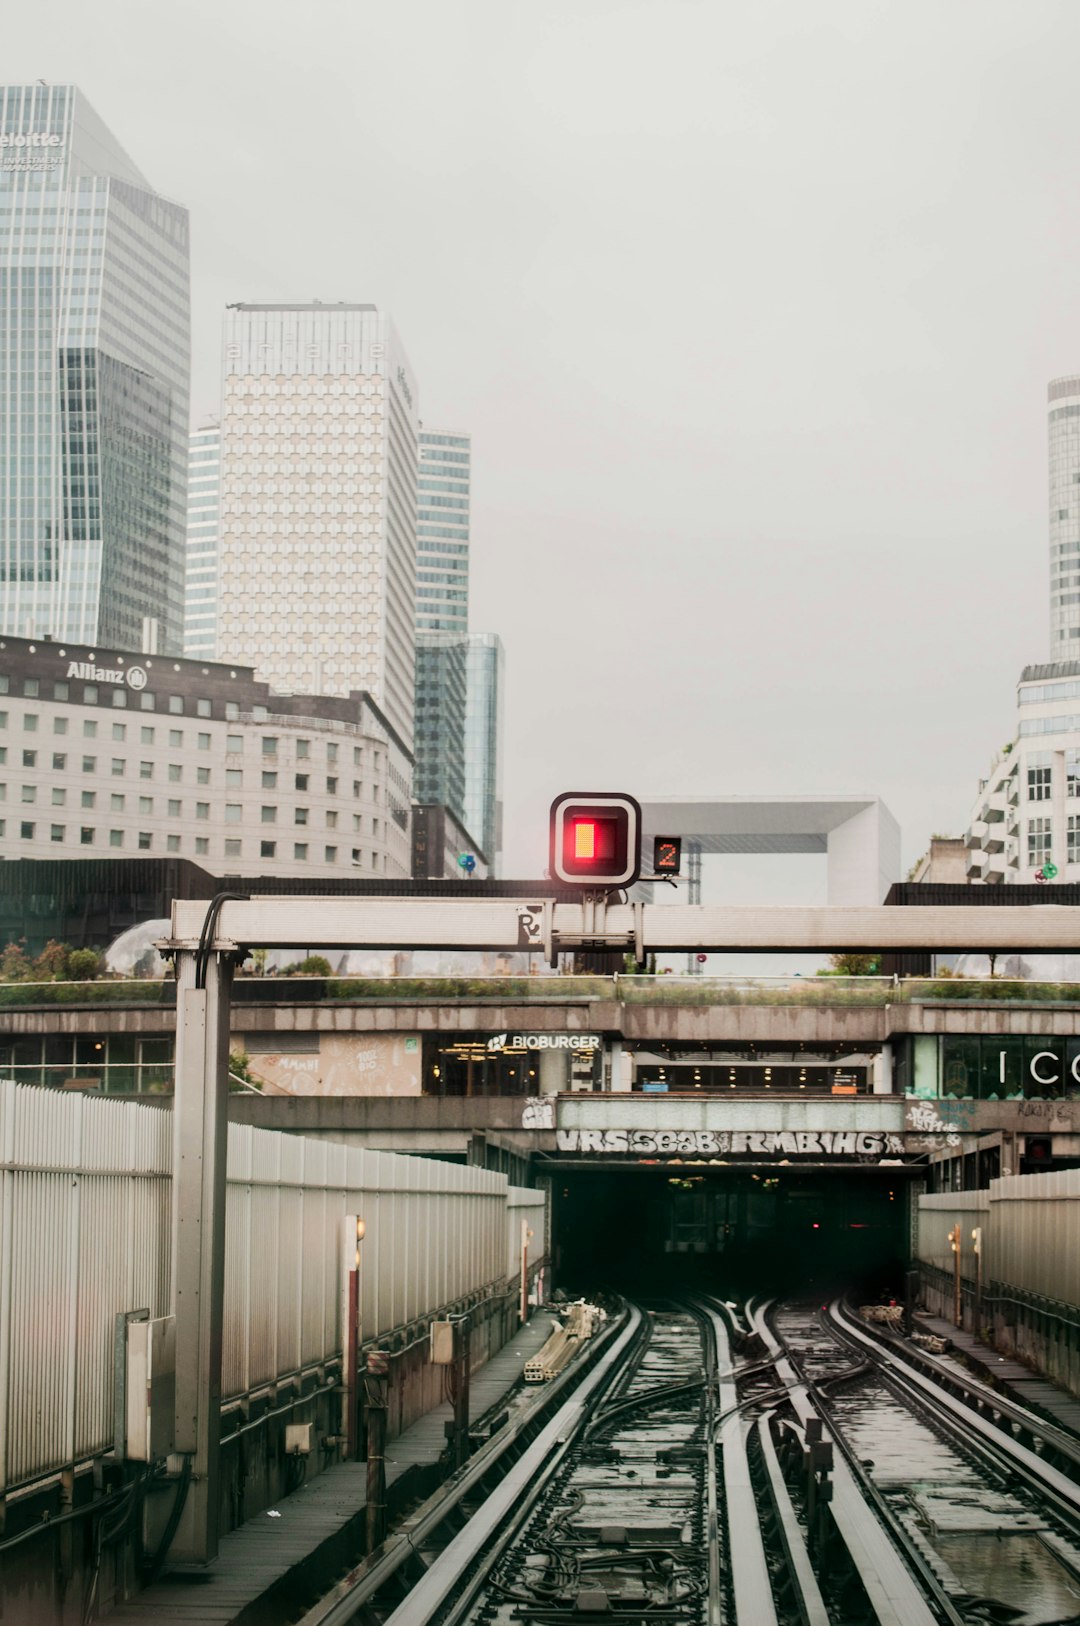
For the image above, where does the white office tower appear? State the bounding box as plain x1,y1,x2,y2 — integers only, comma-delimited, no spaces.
1049,375,1080,660
184,421,220,658
215,303,419,749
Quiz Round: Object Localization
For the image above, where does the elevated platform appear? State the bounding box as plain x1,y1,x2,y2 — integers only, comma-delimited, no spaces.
914,1311,1080,1437
111,1313,554,1625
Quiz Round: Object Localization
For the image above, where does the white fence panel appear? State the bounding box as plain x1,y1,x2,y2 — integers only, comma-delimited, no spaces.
506,1186,548,1283
989,1167,1080,1307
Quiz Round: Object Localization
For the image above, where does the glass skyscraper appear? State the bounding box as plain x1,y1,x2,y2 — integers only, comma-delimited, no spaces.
215,302,419,750
184,421,220,658
0,85,190,650
417,430,469,631
463,632,504,869
1049,375,1080,660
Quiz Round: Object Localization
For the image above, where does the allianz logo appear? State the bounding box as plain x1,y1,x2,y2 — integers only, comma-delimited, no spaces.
487,1033,600,1052
66,660,148,689
0,132,62,149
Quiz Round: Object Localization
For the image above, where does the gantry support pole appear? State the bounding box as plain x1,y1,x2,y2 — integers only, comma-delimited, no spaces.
169,945,234,1564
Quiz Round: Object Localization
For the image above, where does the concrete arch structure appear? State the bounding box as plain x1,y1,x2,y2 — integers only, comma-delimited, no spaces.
639,796,901,905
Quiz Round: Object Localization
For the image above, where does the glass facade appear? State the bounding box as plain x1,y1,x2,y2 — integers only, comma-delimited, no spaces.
463,632,504,870
416,430,469,632
414,629,467,816
216,303,418,750
0,85,189,651
1049,377,1080,658
184,421,220,658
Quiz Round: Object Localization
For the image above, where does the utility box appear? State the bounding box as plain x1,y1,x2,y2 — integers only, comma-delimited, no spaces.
285,1422,312,1455
125,1315,176,1462
430,1320,454,1365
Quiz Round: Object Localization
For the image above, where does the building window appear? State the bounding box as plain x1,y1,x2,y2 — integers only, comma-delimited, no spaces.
24,715,38,732
296,739,310,760
295,807,309,825
22,750,36,768
197,700,211,718
140,693,155,711
20,822,34,839
168,696,183,715
1068,749,1080,798
295,773,309,791
167,834,181,853
83,720,98,739
353,781,361,798
326,810,338,829
262,771,277,788
353,814,362,832
50,825,64,843
1028,816,1052,867
195,837,209,854
112,724,126,742
324,845,337,862
140,761,153,779
261,806,277,823
112,758,125,775
225,804,241,823
224,838,241,858
260,840,276,858
54,682,69,700
196,803,210,820
109,830,123,848
138,832,153,850
327,744,338,764
263,737,278,757
225,703,239,722
294,843,308,860
141,727,155,744
139,796,153,815
23,679,39,698
21,785,36,803
110,794,124,811
52,788,65,806
112,690,127,709
168,764,182,782
169,729,183,747
226,769,242,787
353,747,363,766
1069,815,1080,864
79,825,94,844
226,734,242,753
197,766,210,785
53,717,68,735
168,799,181,817
52,753,66,771
1028,757,1052,800
81,791,95,809
84,686,97,703
326,777,338,794
198,732,211,750
82,757,96,774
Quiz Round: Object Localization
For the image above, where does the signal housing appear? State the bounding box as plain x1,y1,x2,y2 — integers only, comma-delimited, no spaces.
549,792,642,888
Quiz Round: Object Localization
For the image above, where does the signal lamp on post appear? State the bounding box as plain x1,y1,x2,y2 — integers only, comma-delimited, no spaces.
549,792,641,888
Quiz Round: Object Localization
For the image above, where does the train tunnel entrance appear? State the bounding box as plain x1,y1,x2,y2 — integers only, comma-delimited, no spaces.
550,1165,911,1301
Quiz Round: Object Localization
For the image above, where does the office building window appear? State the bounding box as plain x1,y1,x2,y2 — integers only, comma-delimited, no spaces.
263,737,278,757
112,758,125,775
326,810,338,829
82,757,96,773
226,769,242,788
168,764,182,782
112,724,126,741
225,804,241,823
168,696,183,715
294,843,308,860
197,767,210,784
50,824,64,843
22,750,35,768
53,717,68,735
1070,815,1080,864
327,744,338,764
195,837,209,854
295,773,309,791
260,840,276,858
262,771,277,789
24,715,38,732
138,832,152,850
1028,755,1052,800
83,720,98,739
168,799,181,817
80,791,95,809
261,806,277,823
326,777,338,794
1028,816,1052,866
225,838,242,858
139,797,152,815
141,727,155,744
324,846,337,862
21,786,35,803
227,734,242,752
169,729,183,747
110,794,124,811
295,807,309,825
52,788,65,806
109,830,123,848
167,834,181,853
198,732,211,750
80,827,94,845
140,761,153,779
197,700,212,718
20,822,34,839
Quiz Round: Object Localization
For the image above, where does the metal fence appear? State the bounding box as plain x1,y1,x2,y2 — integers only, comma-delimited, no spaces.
0,1079,533,1496
918,1172,1080,1309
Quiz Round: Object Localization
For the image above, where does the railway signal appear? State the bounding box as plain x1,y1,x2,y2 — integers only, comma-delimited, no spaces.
549,792,642,887
653,836,682,876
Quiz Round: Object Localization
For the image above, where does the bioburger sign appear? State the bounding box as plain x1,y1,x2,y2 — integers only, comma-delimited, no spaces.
554,1129,904,1158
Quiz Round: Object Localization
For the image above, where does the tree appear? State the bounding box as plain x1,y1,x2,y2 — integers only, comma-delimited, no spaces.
0,941,34,981
33,940,71,980
824,951,881,977
66,948,103,981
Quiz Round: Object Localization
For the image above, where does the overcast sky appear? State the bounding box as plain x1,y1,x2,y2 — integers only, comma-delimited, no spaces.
10,1,1076,893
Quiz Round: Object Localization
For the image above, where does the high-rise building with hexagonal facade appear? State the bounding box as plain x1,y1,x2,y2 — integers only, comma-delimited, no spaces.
215,302,419,751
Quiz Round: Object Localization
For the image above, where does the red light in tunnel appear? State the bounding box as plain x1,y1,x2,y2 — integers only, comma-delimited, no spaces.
812,1222,820,1229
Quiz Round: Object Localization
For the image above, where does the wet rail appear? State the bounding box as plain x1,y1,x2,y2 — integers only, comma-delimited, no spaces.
295,1294,1080,1624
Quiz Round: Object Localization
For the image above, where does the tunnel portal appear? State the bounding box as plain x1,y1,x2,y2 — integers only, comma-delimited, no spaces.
551,1165,911,1301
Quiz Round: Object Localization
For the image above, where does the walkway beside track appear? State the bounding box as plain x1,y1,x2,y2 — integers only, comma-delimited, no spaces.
112,1313,556,1626
914,1311,1080,1437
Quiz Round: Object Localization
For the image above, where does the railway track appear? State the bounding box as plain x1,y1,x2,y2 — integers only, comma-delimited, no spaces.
297,1294,1080,1625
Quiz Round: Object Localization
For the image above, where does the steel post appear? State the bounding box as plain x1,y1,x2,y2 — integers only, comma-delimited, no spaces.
169,946,233,1564
451,1316,471,1470
365,1351,389,1553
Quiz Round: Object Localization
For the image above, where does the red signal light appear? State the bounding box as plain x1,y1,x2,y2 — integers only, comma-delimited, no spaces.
550,793,641,887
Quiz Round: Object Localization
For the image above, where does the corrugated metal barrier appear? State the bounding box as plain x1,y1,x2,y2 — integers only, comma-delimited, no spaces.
918,1171,1080,1308
0,1080,537,1496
